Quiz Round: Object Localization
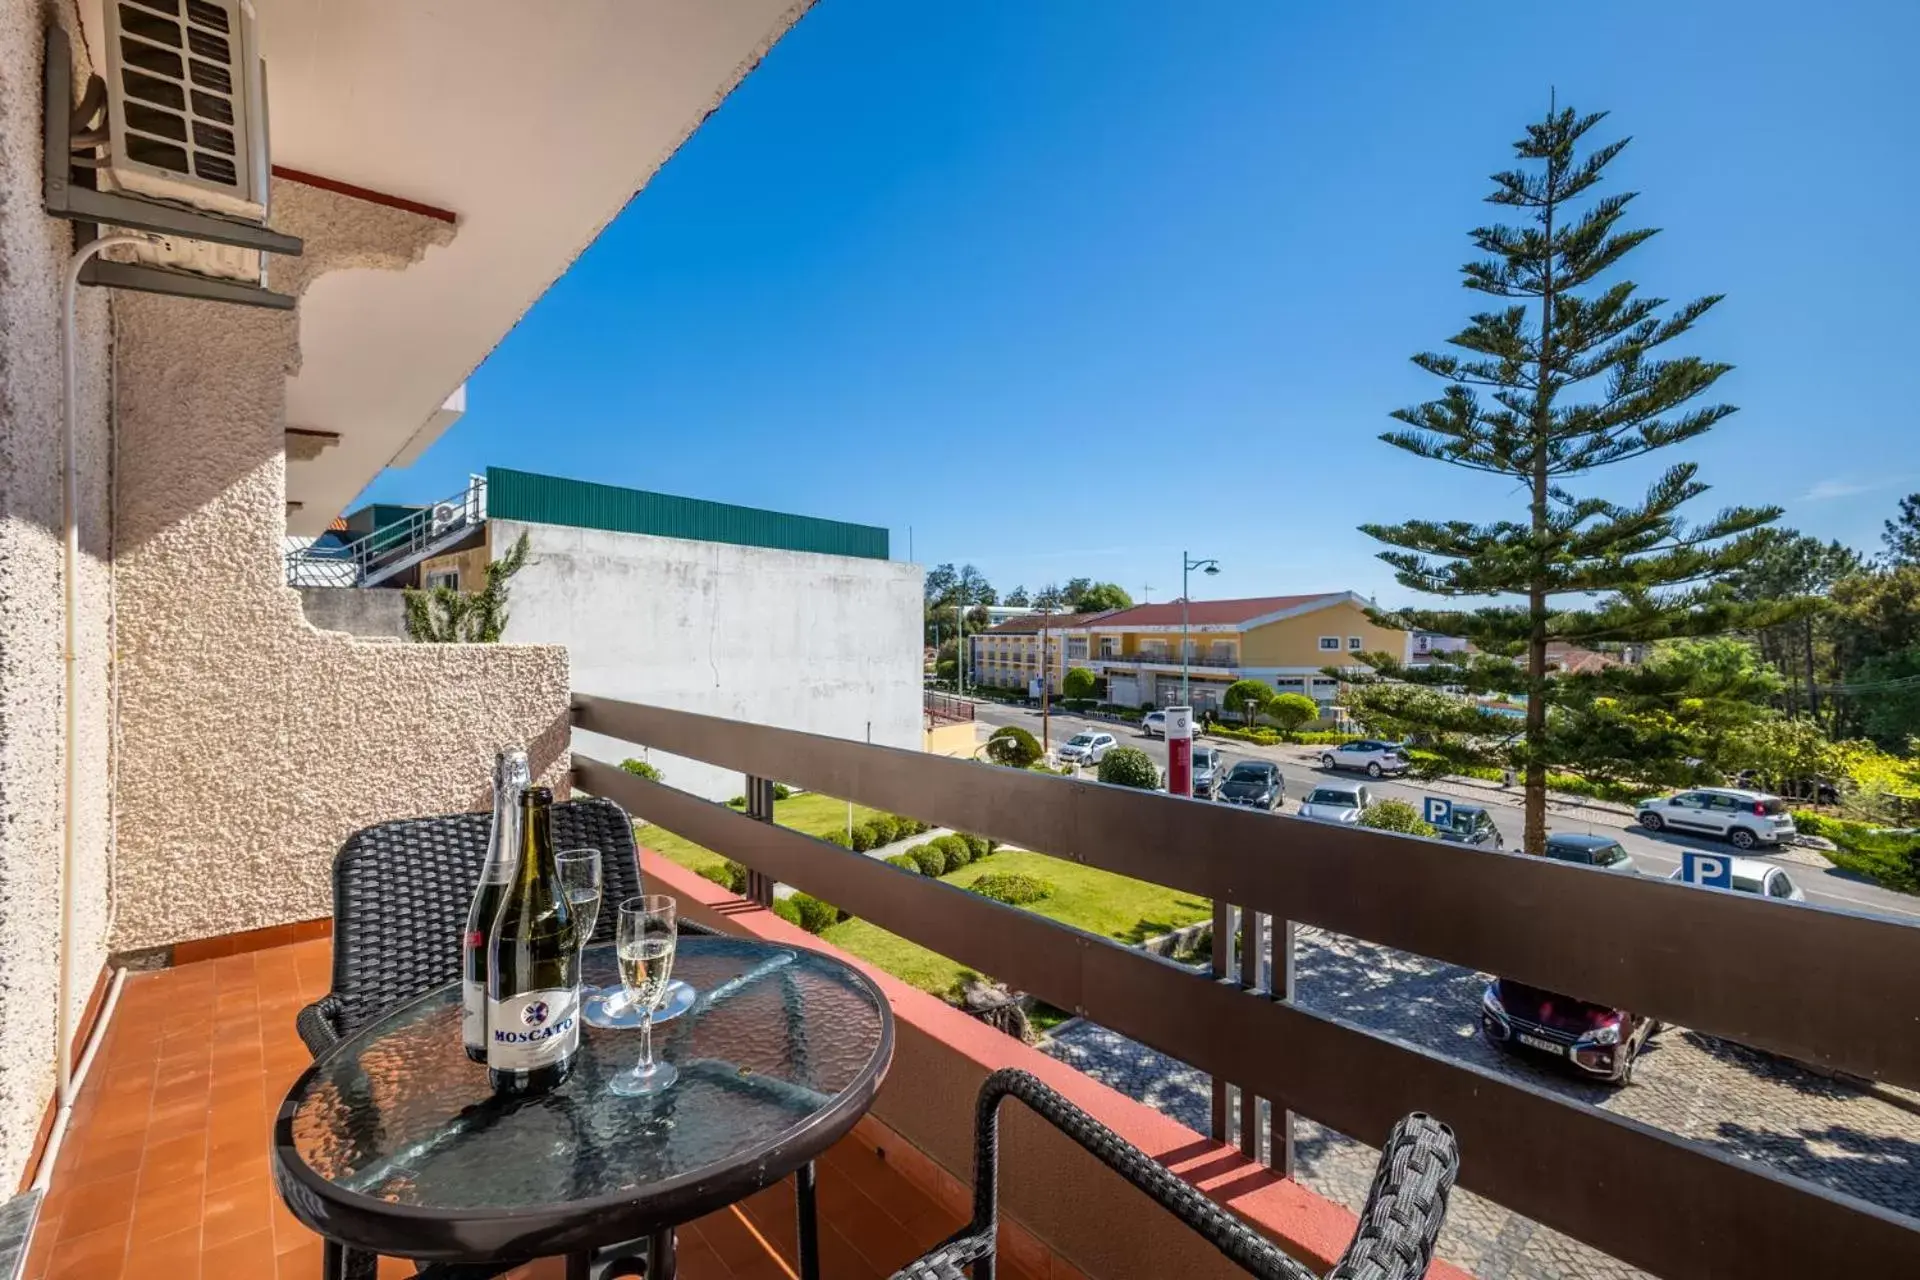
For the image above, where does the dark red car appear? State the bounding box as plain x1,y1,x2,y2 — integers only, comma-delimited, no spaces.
1479,978,1656,1085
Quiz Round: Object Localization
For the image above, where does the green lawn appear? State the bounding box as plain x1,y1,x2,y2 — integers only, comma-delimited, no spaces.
820,849,1211,1001
638,792,886,881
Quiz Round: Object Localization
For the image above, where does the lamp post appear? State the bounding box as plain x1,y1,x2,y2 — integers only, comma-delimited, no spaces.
1180,551,1221,708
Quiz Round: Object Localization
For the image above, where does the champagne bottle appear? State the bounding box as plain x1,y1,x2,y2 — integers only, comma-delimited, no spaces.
463,748,529,1063
487,785,581,1095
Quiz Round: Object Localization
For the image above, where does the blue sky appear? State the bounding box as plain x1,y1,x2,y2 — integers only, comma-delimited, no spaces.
356,0,1920,606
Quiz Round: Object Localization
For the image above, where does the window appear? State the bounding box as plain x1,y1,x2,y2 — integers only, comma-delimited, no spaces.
1098,639,1118,658
1671,793,1706,809
1066,638,1089,660
1348,636,1364,650
1767,872,1797,899
1319,636,1341,651
425,569,460,591
1707,795,1745,813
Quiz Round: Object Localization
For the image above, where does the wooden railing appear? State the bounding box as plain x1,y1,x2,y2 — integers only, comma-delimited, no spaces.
570,693,1920,1279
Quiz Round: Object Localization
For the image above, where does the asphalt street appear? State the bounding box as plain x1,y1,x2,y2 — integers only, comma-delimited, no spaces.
973,700,1920,921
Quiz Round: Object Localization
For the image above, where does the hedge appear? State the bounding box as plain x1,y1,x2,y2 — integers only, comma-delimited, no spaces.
908,844,947,877
885,852,922,873
930,834,971,873
969,872,1054,905
1794,811,1920,892
772,893,843,934
697,859,749,894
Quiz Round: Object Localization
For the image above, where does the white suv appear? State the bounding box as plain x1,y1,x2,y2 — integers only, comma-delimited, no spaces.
1057,731,1117,765
1319,740,1410,778
1637,788,1795,850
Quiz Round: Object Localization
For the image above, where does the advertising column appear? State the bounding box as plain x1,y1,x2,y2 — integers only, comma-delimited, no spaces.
1166,705,1194,798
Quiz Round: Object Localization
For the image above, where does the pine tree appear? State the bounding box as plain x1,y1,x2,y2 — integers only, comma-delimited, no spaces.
1352,103,1781,853
1883,494,1920,566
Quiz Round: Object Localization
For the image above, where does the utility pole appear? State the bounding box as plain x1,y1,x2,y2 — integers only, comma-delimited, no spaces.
1180,551,1220,708
1040,610,1052,753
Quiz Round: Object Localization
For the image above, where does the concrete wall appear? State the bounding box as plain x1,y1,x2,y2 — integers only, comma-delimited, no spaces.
496,519,922,802
108,177,572,953
0,0,115,1190
297,588,410,640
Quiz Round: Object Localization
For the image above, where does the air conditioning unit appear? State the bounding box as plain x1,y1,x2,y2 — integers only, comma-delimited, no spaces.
101,0,270,283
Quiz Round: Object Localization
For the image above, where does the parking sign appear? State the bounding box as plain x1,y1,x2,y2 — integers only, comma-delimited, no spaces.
1422,797,1453,828
1681,851,1733,889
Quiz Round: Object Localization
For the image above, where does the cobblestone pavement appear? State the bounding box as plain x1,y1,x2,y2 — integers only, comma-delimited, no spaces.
1042,927,1920,1280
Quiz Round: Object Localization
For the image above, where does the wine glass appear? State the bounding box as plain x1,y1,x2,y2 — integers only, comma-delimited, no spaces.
609,895,678,1096
557,849,613,1026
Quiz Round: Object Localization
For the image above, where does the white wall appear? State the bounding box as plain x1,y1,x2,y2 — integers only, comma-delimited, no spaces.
496,520,924,802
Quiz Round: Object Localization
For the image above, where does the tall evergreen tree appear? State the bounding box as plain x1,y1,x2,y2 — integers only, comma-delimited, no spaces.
1883,494,1920,566
1351,103,1781,853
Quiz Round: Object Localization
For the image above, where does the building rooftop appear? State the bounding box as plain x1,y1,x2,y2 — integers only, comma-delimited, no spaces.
1090,593,1357,629
977,610,1118,634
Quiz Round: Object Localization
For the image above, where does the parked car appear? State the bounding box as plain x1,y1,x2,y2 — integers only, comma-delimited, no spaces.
1666,858,1805,902
1435,804,1504,848
1319,740,1411,778
1056,731,1117,765
1543,832,1638,873
1480,978,1655,1085
1216,760,1284,811
1636,788,1795,850
1191,746,1223,799
1141,711,1167,738
1297,784,1371,824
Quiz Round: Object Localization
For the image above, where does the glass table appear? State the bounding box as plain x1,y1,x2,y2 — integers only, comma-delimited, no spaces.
272,936,894,1279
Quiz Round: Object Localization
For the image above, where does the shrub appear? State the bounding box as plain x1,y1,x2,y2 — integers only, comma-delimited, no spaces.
1359,798,1437,838
969,872,1055,905
885,852,922,873
866,814,901,846
961,833,990,861
773,783,794,800
986,725,1044,768
823,829,852,849
1209,723,1280,746
849,823,877,853
698,859,750,893
1224,678,1276,727
1063,667,1097,702
772,897,803,928
931,834,971,873
1294,731,1366,746
619,758,664,783
1097,746,1160,790
1267,692,1320,734
907,843,947,876
726,795,747,808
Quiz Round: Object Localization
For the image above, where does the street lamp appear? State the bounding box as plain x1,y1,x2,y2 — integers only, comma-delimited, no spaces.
1180,550,1221,708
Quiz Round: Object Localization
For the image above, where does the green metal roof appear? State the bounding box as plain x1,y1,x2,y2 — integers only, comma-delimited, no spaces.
485,467,890,561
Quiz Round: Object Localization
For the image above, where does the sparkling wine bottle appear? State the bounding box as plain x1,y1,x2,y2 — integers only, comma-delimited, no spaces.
463,748,529,1063
487,785,581,1095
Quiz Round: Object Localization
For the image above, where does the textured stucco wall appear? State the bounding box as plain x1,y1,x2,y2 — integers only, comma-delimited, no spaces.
296,588,410,640
495,520,922,802
0,2,115,1191
110,177,571,952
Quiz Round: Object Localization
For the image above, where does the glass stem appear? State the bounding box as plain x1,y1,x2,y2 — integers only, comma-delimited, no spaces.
638,1012,655,1074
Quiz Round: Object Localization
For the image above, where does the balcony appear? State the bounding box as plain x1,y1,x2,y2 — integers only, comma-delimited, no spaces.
19,694,1920,1280
1094,651,1240,671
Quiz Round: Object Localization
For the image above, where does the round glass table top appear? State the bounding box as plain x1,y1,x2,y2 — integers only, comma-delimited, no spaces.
273,936,893,1259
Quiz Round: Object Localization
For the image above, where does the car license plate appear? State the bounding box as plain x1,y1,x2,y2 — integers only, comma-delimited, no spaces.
1516,1033,1565,1055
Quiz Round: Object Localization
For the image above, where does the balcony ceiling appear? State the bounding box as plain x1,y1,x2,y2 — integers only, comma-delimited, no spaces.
80,0,814,535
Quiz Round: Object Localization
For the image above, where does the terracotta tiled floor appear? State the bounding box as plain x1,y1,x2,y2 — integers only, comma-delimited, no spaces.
24,939,1053,1280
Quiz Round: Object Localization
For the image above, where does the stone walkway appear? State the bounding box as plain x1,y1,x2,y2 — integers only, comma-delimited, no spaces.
1043,926,1920,1279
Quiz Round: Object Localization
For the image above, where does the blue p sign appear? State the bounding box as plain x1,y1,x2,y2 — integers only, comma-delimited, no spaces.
1682,851,1732,889
1422,797,1453,828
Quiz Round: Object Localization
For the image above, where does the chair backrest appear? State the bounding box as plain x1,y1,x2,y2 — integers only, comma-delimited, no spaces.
327,796,641,1040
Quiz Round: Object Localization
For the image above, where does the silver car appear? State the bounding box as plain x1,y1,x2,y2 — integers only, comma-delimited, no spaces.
1320,740,1411,778
1056,731,1117,765
1298,783,1371,824
1637,788,1795,851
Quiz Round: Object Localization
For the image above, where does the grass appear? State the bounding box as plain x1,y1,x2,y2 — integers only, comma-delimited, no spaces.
821,848,1211,1002
637,792,886,881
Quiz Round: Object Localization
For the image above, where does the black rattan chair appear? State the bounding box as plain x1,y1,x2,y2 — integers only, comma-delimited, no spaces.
891,1069,1458,1280
296,796,650,1058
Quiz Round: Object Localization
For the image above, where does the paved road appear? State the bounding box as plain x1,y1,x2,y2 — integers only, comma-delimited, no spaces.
974,701,1920,921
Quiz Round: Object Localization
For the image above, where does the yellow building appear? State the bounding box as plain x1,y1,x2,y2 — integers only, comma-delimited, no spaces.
971,593,1407,713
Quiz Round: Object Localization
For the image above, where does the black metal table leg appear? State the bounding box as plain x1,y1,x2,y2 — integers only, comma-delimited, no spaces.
648,1228,678,1279
795,1160,820,1280
567,1251,595,1280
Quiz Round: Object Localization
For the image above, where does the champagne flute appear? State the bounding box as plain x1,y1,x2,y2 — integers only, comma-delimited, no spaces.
609,895,678,1096
556,849,603,951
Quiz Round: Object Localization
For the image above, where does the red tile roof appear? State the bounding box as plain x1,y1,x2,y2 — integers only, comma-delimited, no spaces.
1090,593,1347,629
980,610,1116,634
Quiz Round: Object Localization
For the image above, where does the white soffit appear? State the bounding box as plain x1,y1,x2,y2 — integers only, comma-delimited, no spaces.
85,0,814,534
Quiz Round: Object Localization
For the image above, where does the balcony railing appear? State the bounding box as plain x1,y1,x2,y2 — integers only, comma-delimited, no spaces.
1097,651,1240,669
570,693,1920,1280
924,690,975,724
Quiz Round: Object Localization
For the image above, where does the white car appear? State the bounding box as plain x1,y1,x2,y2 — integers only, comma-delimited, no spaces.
1320,740,1411,779
1057,731,1117,765
1141,711,1168,738
1667,858,1805,902
1298,783,1372,824
1636,788,1795,851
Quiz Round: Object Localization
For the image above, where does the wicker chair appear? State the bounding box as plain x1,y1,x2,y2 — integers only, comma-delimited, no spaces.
296,796,650,1057
890,1069,1458,1280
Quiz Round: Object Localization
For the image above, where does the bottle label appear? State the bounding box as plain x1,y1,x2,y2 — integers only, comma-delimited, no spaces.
462,979,486,1047
487,988,579,1072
